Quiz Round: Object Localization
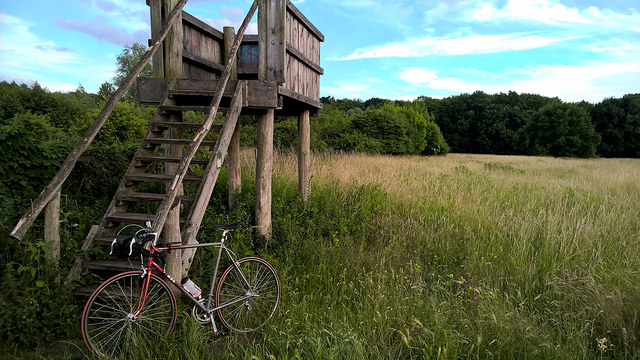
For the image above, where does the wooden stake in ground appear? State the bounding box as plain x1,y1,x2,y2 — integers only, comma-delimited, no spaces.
298,109,311,203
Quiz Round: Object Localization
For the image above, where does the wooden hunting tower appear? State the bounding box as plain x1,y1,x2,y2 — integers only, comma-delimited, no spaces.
10,0,324,286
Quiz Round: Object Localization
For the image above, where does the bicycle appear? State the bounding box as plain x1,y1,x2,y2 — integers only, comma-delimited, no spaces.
81,221,281,358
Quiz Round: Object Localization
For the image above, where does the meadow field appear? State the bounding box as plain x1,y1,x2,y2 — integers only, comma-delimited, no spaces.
27,152,640,359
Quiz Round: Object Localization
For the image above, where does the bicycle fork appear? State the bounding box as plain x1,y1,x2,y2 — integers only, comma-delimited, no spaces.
129,266,151,320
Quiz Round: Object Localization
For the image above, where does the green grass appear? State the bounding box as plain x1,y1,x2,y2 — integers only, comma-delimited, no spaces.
17,153,640,359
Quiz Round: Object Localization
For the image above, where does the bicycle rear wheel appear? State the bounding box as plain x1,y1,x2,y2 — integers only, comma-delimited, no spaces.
216,257,281,333
81,271,177,358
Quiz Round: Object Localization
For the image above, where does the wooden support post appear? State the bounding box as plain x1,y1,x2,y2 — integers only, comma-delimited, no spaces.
225,26,241,210
163,0,183,79
149,0,164,78
255,109,274,240
258,0,286,82
163,0,183,282
298,109,311,203
229,126,241,210
44,189,61,282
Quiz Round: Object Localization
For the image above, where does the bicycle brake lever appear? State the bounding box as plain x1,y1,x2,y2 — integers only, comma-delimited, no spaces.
109,238,117,255
129,237,136,256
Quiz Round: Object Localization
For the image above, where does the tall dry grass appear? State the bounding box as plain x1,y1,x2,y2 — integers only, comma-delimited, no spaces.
242,151,640,359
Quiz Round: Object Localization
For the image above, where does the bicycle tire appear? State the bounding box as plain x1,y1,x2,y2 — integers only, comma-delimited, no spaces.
81,271,177,358
215,257,281,333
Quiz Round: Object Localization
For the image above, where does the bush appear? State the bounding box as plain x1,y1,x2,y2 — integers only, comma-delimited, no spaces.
0,239,77,347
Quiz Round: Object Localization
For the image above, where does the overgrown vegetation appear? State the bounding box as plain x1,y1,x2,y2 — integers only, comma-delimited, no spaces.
4,151,638,359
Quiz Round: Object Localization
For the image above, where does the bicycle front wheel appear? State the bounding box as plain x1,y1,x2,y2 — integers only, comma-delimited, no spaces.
81,271,177,358
216,257,281,333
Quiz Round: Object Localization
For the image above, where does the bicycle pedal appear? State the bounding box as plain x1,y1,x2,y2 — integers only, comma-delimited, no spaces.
212,330,226,337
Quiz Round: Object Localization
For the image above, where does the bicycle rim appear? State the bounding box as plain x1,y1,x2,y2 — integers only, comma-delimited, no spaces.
216,257,281,333
81,271,177,358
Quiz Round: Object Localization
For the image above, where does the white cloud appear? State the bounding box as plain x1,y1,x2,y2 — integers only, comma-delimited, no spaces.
89,0,149,32
471,0,640,28
324,81,367,99
398,60,640,103
335,33,568,60
0,13,82,77
44,82,79,93
0,13,115,93
509,62,640,102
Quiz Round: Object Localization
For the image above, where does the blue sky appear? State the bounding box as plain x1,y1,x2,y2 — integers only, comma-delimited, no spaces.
1,0,639,103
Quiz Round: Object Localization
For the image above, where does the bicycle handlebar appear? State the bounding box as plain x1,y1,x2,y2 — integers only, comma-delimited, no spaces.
109,224,158,257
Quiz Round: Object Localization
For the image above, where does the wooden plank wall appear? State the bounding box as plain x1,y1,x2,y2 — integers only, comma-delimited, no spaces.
283,1,324,103
181,12,224,79
156,3,323,106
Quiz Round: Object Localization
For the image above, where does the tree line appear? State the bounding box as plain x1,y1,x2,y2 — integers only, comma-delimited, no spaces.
322,91,639,158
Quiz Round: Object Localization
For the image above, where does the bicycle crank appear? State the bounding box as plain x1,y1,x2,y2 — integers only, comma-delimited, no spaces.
192,299,212,325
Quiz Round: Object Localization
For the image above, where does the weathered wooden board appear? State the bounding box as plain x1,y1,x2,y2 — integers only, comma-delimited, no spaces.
181,11,223,79
282,1,323,104
139,78,279,108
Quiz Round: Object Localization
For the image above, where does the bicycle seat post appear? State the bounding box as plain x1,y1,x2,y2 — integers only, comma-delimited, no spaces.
221,230,229,243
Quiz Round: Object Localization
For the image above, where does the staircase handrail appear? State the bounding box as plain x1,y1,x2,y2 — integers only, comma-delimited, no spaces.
10,0,190,240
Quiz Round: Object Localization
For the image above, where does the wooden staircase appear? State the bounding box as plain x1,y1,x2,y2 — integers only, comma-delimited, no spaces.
69,79,246,283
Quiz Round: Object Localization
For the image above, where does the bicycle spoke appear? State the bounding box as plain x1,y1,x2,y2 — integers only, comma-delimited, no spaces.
216,258,280,333
82,272,176,358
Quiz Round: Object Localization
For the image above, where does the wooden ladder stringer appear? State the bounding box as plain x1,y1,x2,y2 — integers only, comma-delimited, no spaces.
180,81,245,274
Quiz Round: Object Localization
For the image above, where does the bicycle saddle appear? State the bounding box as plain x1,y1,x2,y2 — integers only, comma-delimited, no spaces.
212,221,241,231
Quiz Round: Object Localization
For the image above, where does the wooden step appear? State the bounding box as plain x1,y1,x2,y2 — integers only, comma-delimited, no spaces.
170,89,235,98
115,192,195,203
135,155,210,166
159,105,219,113
150,121,210,129
143,138,218,147
85,259,140,272
74,285,98,297
125,173,202,184
105,212,186,225
94,234,134,247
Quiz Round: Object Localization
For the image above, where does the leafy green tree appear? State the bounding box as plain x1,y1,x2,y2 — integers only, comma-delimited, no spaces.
398,105,428,154
423,121,450,155
313,102,351,150
351,104,411,154
75,100,152,146
524,102,600,157
113,43,153,101
0,112,69,212
591,94,640,157
98,81,116,100
364,97,389,109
